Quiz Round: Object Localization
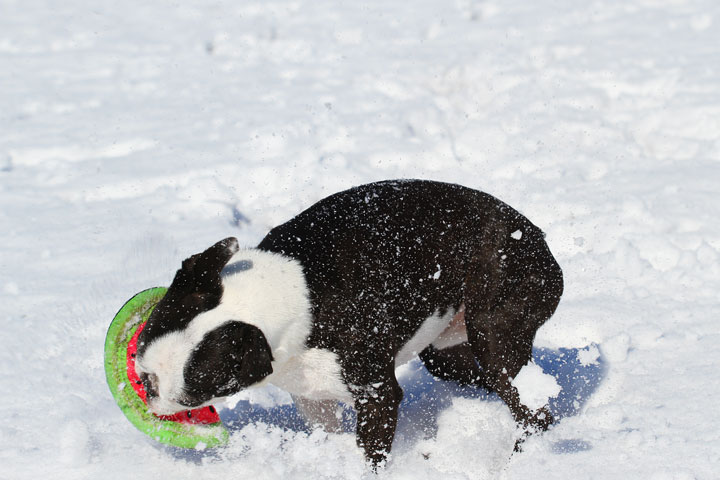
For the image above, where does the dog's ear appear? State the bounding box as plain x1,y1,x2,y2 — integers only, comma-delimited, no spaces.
183,321,274,403
139,238,240,351
165,237,239,306
176,237,239,290
231,321,274,387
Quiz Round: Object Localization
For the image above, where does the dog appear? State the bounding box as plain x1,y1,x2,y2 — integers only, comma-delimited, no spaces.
135,179,563,465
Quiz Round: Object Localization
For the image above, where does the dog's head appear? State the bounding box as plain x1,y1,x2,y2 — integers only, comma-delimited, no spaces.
136,237,273,415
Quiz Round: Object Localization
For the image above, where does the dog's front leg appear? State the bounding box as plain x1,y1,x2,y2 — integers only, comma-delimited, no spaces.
352,376,403,467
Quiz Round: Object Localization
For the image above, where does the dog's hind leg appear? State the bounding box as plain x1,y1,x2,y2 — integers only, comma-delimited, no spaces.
463,233,563,435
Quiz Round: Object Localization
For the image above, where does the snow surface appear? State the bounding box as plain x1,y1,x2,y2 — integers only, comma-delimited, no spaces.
1,0,719,478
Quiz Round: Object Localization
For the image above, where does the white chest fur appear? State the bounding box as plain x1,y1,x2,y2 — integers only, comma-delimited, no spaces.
263,348,353,402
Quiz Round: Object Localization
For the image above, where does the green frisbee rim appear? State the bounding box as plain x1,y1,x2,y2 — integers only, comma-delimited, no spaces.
104,287,229,449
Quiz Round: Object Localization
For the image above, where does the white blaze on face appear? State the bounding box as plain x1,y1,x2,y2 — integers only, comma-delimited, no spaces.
510,361,560,411
135,331,194,415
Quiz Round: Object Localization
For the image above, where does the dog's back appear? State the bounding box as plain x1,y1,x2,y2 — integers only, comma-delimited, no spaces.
257,179,558,358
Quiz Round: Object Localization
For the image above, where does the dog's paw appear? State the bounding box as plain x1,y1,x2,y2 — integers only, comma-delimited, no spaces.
514,403,555,432
513,407,554,453
529,406,554,432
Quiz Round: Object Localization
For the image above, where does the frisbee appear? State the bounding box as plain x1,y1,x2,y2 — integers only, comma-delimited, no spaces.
104,287,229,449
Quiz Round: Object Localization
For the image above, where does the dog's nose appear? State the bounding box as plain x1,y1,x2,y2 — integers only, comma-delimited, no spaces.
140,372,159,399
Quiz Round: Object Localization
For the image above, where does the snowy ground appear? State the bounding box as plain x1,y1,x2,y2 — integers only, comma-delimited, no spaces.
2,0,719,478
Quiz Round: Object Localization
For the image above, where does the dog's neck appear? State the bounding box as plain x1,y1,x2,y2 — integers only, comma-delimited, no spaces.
192,248,313,366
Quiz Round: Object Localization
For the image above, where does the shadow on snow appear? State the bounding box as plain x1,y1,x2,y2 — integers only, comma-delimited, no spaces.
166,345,605,461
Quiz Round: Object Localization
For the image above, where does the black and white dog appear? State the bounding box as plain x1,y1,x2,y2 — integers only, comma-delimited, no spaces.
135,179,563,465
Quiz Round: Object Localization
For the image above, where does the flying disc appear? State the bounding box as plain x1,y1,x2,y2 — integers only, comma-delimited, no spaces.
104,287,229,449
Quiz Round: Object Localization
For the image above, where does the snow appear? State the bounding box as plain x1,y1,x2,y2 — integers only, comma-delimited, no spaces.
511,362,560,411
1,0,719,479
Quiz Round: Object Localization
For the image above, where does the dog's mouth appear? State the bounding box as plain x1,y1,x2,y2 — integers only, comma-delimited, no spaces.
146,398,193,416
127,321,221,424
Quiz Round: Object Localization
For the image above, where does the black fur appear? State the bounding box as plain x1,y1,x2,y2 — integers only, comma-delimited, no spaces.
257,179,563,464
